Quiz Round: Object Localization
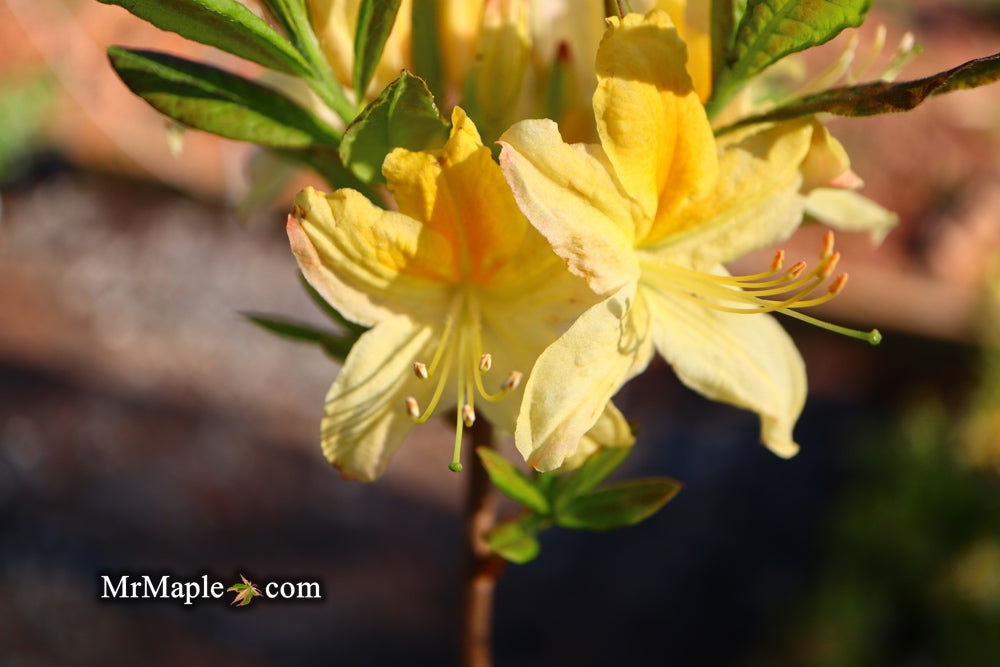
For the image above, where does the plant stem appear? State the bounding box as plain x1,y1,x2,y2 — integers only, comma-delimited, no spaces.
461,418,505,667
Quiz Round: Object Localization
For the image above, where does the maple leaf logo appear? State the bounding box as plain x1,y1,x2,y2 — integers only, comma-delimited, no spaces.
227,575,262,607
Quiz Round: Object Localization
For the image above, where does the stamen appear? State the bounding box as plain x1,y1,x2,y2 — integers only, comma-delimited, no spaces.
786,261,807,280
500,371,523,392
828,273,849,295
413,362,428,380
771,250,785,272
405,397,420,419
462,403,476,427
479,353,492,372
640,234,881,345
821,231,835,259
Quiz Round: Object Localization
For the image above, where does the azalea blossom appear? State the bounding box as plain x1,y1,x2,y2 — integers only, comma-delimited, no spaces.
499,11,880,471
287,107,630,480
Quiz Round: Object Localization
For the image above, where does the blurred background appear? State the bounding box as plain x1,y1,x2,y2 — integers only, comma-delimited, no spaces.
1,0,999,665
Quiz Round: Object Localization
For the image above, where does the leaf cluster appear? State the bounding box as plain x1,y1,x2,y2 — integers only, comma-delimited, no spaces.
477,446,682,564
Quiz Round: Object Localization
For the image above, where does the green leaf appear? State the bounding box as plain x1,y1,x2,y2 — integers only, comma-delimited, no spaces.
709,0,872,115
717,51,1000,133
339,71,449,182
410,0,443,101
97,0,311,77
241,312,357,360
476,448,550,515
556,478,682,531
108,48,341,147
259,0,358,124
556,446,633,507
486,514,549,564
353,0,403,101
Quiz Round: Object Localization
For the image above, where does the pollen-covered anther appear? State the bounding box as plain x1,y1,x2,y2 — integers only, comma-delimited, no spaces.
462,403,476,427
479,353,492,372
500,371,523,392
828,273,849,295
785,261,807,280
412,362,429,380
405,396,420,419
770,250,785,272
821,230,836,259
819,252,841,280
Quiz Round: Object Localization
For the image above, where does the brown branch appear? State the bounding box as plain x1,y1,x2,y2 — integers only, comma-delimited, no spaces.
460,418,505,667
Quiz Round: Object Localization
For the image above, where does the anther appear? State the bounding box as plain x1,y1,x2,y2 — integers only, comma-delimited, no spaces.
405,397,420,419
412,362,428,380
500,371,523,392
828,273,849,295
819,252,841,280
479,353,492,372
462,403,476,427
785,261,807,280
770,250,785,272
821,231,835,259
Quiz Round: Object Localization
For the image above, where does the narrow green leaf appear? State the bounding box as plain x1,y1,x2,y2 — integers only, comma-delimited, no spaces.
717,51,1000,133
353,0,403,101
241,312,357,360
339,71,449,182
710,1,736,87
410,0,443,101
556,446,633,507
486,516,545,564
556,478,682,531
260,0,358,124
710,0,872,115
476,448,551,515
108,48,340,147
97,0,311,76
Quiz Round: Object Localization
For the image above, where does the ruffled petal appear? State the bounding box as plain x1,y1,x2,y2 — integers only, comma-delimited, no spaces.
557,401,635,471
499,119,642,295
642,280,806,458
320,315,437,481
644,120,815,268
289,186,453,326
384,107,536,287
594,10,718,231
515,283,654,471
806,188,899,245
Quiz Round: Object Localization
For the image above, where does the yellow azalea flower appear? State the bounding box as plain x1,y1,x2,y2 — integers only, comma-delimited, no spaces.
499,11,880,471
286,107,631,480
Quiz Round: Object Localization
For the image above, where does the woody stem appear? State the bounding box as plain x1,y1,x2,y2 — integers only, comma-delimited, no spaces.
460,417,505,667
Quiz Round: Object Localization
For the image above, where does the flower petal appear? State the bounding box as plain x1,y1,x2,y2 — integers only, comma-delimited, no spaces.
499,118,642,295
557,401,635,471
594,10,718,230
515,283,654,471
806,188,899,245
642,280,806,458
384,107,535,287
645,120,815,267
320,315,437,481
289,186,453,326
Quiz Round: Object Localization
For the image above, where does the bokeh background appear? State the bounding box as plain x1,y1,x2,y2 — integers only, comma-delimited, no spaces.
1,0,999,665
